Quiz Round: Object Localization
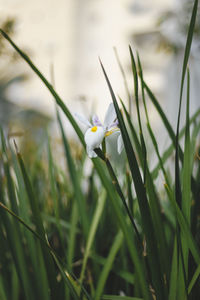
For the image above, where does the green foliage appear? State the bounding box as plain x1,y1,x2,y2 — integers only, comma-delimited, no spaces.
0,1,200,299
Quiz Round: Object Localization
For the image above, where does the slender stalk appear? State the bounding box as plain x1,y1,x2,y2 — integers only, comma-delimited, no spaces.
94,148,141,245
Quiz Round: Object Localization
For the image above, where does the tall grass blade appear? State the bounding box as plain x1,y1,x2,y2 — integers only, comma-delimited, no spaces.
94,230,123,300
100,60,166,299
80,190,106,284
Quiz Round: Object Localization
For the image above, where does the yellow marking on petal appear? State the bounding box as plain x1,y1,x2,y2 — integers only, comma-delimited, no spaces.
105,130,112,137
91,126,97,132
105,127,120,137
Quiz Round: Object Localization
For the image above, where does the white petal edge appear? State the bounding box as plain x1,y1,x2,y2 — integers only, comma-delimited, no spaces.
117,133,124,154
103,103,117,129
74,113,92,128
86,146,97,158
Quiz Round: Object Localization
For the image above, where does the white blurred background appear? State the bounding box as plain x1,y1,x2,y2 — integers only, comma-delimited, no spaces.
0,0,199,144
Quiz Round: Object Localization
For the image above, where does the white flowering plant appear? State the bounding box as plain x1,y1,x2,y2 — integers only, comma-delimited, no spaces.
0,2,200,299
75,103,123,158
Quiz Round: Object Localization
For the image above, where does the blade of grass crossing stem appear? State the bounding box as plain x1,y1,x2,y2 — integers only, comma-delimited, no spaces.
181,69,191,280
80,190,106,284
0,29,84,145
57,109,89,237
100,60,166,300
94,230,123,300
16,149,61,299
91,253,134,284
93,162,152,300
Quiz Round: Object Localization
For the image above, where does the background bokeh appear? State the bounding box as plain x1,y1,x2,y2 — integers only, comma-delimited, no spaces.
0,0,199,145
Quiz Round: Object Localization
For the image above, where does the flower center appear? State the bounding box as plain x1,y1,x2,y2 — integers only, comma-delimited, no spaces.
91,126,98,132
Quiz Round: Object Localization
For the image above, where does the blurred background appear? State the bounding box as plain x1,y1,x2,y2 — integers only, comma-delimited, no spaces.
0,0,200,155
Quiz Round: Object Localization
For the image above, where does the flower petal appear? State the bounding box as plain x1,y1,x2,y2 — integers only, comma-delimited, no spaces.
117,133,124,154
84,126,105,151
86,146,97,158
92,114,103,127
74,113,92,128
103,103,117,129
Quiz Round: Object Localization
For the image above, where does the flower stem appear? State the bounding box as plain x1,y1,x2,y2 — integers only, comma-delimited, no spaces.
94,148,141,245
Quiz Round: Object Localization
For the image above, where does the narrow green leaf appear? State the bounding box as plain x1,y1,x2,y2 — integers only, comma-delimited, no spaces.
94,230,124,300
80,190,106,283
0,201,85,300
188,263,200,294
100,60,165,299
175,0,198,207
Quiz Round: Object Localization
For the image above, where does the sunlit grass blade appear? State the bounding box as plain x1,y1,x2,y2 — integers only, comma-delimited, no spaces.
188,263,200,295
100,59,166,299
80,190,106,284
94,230,123,300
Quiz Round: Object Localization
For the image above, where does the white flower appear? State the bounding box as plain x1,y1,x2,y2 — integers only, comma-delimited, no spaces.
75,103,123,158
